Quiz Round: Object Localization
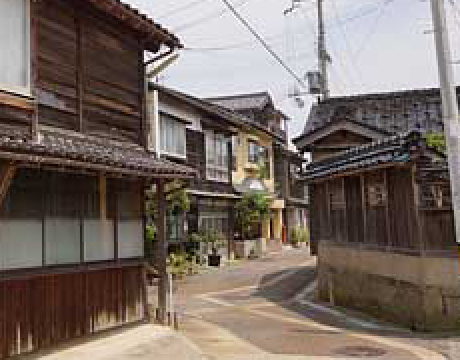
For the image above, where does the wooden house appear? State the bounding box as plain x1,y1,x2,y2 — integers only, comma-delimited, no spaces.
274,147,309,245
207,92,289,255
147,84,242,258
0,0,195,357
293,87,454,161
301,131,458,330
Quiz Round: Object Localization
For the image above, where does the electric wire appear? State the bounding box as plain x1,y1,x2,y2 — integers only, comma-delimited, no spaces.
355,0,396,59
179,2,385,47
157,0,210,20
216,0,307,88
330,0,363,89
173,0,249,33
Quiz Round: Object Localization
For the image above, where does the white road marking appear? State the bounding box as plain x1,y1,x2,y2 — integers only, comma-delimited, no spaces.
196,265,446,360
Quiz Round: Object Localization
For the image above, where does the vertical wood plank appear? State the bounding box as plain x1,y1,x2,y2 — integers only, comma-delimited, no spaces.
361,174,367,244
30,0,40,139
139,47,147,148
155,179,168,324
383,169,391,248
76,14,84,132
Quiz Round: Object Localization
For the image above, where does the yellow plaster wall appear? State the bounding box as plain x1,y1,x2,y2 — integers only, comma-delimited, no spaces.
232,129,275,192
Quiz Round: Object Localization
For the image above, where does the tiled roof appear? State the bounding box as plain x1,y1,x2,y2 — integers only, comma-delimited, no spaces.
206,92,272,112
150,83,245,127
85,0,182,49
0,130,196,179
151,84,287,142
300,87,454,140
301,131,426,182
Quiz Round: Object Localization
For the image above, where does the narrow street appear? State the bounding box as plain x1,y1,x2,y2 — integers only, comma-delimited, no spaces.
151,250,459,360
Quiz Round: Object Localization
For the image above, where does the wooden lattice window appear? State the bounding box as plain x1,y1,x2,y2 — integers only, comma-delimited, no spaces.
420,184,451,209
368,184,387,207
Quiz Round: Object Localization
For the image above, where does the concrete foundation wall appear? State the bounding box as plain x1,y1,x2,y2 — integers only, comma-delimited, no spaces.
317,242,460,331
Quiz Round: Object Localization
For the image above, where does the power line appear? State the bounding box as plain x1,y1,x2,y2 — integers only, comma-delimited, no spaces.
330,0,363,89
355,0,395,59
173,0,249,33
157,0,210,20
216,0,307,87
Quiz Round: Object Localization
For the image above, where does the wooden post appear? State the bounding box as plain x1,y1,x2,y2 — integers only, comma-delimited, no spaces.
383,169,391,248
30,0,40,140
360,175,367,245
342,177,348,243
76,15,84,132
155,179,168,324
0,163,17,208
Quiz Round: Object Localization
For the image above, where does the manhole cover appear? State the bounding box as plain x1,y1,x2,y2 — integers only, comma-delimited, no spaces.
335,346,387,358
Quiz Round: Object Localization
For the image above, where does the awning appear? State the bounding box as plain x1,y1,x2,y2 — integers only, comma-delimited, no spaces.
0,130,196,180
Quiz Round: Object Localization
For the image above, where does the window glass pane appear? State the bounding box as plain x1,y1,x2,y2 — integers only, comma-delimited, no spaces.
223,138,228,168
83,177,115,262
0,168,43,269
45,173,81,265
118,180,143,258
0,0,29,90
161,114,186,157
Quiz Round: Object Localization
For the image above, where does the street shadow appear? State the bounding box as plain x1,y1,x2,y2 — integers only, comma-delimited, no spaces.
249,264,460,348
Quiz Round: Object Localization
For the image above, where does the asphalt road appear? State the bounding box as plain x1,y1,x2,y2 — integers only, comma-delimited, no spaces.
149,249,459,360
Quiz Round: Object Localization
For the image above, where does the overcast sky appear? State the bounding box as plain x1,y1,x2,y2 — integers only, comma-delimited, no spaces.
129,0,460,146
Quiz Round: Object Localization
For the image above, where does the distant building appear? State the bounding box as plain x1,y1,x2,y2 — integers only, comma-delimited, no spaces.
293,88,450,161
147,87,308,257
295,88,458,331
208,92,309,249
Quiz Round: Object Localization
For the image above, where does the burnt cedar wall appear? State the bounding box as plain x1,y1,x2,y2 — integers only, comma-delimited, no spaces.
33,0,143,143
186,128,234,194
0,265,145,359
310,167,455,253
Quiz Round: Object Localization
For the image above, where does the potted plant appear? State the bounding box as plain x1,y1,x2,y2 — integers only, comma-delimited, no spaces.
290,227,300,248
168,252,188,280
299,227,310,248
235,192,271,258
205,230,225,267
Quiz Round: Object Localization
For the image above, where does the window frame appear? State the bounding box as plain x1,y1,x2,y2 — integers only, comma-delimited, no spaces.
0,0,31,96
160,113,187,160
205,130,230,183
248,140,271,178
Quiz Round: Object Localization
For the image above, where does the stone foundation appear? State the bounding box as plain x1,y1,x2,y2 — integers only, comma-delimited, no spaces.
317,242,460,331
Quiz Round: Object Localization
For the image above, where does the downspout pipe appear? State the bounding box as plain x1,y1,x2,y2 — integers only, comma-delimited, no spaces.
144,46,175,67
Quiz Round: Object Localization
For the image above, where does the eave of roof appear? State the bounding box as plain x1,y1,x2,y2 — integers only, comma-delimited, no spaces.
84,0,182,50
293,117,391,145
300,131,425,182
0,130,196,179
150,83,244,128
205,91,272,111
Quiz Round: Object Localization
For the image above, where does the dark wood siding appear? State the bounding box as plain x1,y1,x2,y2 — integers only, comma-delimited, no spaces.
387,167,418,250
363,171,388,247
0,265,144,359
34,0,143,143
186,128,234,194
36,2,78,130
345,176,364,244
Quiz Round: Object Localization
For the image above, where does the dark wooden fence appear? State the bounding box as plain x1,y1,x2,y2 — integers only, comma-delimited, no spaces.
0,264,144,359
310,165,456,254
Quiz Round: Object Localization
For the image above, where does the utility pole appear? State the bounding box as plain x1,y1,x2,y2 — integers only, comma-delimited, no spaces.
317,0,329,100
430,0,460,244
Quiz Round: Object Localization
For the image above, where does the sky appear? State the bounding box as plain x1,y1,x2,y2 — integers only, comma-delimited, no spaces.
129,0,460,147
